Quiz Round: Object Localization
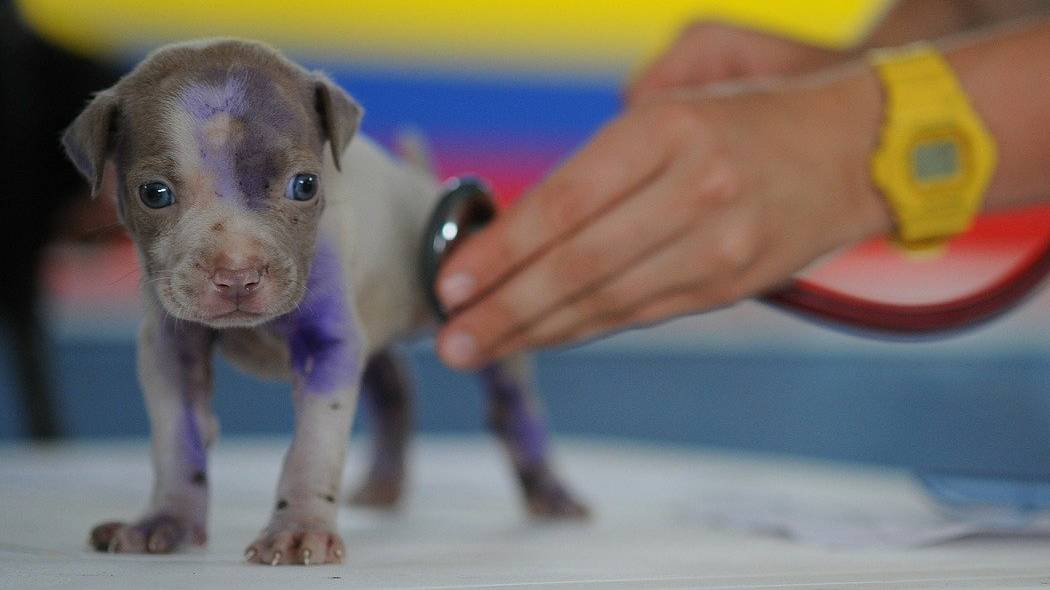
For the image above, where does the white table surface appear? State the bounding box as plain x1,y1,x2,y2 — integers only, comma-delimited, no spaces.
1,436,1048,589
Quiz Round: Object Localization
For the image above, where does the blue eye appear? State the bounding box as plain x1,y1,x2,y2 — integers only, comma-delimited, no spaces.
287,173,318,201
139,181,175,209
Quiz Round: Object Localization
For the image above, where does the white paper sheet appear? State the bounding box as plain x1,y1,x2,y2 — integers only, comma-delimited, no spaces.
687,487,1050,548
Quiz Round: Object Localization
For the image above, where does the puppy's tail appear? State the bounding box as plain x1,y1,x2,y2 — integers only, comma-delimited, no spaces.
395,127,436,178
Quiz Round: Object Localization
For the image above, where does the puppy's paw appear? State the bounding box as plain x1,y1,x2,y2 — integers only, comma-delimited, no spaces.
526,485,591,520
520,466,591,520
89,514,206,554
245,526,344,566
348,476,402,509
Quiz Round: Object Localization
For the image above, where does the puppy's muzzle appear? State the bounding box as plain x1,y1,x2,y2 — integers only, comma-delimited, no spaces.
211,266,264,303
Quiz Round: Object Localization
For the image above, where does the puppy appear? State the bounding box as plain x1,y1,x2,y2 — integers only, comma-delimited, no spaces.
62,39,587,566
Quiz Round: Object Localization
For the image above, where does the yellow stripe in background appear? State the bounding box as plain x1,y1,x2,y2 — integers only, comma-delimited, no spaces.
17,0,894,74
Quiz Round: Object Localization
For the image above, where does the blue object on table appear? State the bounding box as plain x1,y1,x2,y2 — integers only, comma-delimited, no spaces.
918,472,1050,512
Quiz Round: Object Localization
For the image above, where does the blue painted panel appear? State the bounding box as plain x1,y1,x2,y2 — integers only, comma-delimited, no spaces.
4,335,1048,479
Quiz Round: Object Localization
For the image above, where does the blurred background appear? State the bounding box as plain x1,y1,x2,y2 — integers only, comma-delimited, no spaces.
2,0,1049,480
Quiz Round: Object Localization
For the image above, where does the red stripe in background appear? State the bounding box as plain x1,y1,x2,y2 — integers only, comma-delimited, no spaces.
434,147,559,207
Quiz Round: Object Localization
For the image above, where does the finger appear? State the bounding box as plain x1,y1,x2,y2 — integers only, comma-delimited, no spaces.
486,209,757,358
435,109,675,315
544,284,743,352
555,251,791,351
438,154,735,368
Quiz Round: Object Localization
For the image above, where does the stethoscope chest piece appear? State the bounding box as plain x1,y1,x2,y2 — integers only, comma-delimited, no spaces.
419,177,497,320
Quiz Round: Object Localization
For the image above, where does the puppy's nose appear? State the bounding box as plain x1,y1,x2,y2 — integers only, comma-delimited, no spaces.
211,267,262,301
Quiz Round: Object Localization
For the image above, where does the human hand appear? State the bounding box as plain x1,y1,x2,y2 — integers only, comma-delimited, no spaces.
434,68,894,370
627,22,852,103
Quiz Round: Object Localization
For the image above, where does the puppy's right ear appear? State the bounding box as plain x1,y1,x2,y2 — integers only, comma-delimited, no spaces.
62,91,119,197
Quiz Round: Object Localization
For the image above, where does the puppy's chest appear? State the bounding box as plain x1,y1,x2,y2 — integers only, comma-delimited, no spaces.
216,326,293,381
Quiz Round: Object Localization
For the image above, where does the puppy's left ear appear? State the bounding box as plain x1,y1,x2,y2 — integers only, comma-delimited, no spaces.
62,90,120,197
313,73,362,171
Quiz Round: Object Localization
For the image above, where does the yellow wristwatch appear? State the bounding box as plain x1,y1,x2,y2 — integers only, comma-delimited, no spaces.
868,44,997,251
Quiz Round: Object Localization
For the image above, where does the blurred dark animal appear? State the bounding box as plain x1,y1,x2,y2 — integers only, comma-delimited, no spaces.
0,0,120,439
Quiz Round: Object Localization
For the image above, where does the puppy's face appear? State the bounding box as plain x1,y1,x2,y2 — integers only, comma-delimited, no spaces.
63,40,361,328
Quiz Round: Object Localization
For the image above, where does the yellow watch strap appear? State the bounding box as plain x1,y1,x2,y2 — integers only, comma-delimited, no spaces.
870,45,970,118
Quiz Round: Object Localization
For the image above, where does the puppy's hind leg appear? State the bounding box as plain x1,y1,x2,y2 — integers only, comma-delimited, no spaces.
349,349,412,509
482,355,589,519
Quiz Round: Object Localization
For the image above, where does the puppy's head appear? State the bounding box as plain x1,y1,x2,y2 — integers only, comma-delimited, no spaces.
63,39,360,328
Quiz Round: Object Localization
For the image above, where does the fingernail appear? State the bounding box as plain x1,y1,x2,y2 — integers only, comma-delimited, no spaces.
442,331,476,365
439,273,474,307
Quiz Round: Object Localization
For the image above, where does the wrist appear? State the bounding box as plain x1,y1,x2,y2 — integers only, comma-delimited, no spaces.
810,64,895,248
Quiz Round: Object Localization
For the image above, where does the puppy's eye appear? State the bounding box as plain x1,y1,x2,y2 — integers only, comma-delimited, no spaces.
139,181,175,209
287,173,318,202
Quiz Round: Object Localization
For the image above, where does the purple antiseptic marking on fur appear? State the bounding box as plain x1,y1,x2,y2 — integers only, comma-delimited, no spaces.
287,239,359,393
181,75,249,120
158,318,210,477
179,401,207,474
179,68,297,208
181,76,249,201
482,365,548,465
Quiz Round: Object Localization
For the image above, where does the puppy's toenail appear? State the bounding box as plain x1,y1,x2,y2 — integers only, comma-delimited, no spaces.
271,551,282,566
245,547,257,561
302,549,312,566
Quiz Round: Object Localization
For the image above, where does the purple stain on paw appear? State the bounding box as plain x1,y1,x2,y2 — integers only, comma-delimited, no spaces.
482,364,548,466
286,239,359,393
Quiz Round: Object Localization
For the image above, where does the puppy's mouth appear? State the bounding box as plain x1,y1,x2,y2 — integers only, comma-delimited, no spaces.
173,297,281,329
177,300,291,329
207,307,267,323
155,264,303,328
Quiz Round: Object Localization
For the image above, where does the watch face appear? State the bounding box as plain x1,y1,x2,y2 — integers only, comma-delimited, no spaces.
909,130,967,188
912,137,961,184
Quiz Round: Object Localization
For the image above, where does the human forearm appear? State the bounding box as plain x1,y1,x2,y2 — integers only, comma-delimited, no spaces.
863,0,1049,48
942,18,1050,211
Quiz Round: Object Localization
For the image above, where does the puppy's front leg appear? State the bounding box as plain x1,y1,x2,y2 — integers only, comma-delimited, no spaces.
90,314,215,553
246,281,362,566
246,355,359,566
